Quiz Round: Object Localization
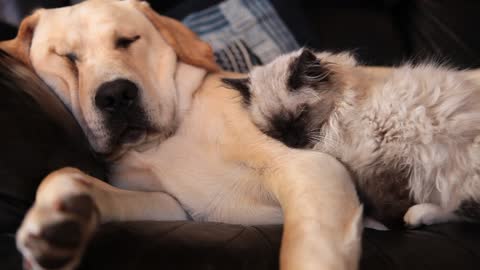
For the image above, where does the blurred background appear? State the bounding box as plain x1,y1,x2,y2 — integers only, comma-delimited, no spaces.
1,0,480,69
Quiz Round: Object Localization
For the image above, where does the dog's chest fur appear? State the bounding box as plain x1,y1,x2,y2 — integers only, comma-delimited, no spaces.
110,76,283,225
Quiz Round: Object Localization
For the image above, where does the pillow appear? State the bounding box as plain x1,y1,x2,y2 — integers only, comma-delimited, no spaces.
176,0,301,73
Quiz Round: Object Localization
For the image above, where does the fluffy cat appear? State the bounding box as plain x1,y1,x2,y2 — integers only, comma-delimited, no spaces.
223,48,480,228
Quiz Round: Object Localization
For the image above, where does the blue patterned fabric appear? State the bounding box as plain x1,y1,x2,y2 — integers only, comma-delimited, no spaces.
182,0,299,72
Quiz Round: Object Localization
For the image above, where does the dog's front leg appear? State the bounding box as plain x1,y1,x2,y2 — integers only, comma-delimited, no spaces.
263,151,363,270
16,167,187,270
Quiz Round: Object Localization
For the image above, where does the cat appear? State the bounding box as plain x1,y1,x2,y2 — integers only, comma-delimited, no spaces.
223,48,480,228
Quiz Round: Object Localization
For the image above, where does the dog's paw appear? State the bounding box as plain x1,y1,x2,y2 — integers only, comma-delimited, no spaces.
17,169,99,270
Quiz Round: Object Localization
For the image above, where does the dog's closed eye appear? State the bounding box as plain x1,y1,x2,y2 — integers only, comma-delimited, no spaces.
116,35,141,49
57,52,79,78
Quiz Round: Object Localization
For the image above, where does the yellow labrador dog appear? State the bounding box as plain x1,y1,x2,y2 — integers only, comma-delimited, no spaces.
1,1,362,270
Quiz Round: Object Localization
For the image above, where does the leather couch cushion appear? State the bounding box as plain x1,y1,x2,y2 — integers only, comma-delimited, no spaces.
402,0,480,68
0,222,480,270
3,221,479,270
0,51,106,234
83,221,480,270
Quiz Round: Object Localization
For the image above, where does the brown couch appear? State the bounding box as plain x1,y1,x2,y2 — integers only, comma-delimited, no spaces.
1,1,480,269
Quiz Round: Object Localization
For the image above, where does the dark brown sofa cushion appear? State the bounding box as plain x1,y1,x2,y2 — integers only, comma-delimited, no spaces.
0,51,106,234
3,221,480,270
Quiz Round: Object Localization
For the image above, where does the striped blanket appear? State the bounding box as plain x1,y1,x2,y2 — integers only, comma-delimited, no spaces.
183,0,299,73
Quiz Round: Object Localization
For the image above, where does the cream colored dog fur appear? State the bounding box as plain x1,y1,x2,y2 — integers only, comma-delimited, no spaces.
0,1,363,270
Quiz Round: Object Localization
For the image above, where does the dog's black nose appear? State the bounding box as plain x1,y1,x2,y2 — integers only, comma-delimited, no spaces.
95,79,139,112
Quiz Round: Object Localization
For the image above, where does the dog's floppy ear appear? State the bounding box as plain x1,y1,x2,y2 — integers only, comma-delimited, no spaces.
133,1,220,72
0,11,41,66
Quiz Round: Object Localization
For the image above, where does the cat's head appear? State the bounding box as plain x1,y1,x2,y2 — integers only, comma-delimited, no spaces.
223,48,356,148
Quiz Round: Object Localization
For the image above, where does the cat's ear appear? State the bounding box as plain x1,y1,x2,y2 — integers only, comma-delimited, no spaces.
287,48,331,91
222,77,251,105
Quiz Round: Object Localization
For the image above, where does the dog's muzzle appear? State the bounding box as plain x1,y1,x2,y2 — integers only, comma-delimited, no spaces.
94,79,151,149
95,79,139,113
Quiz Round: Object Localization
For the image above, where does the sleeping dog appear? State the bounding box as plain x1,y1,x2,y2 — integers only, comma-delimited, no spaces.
224,48,480,229
1,1,362,270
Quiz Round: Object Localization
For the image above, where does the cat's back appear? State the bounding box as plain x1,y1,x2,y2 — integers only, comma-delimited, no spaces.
359,63,480,146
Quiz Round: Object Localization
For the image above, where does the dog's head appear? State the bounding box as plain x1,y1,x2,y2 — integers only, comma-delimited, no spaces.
223,49,356,148
0,0,219,156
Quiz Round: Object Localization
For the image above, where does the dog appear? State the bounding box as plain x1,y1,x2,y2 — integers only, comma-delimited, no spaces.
223,48,480,229
0,1,363,270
